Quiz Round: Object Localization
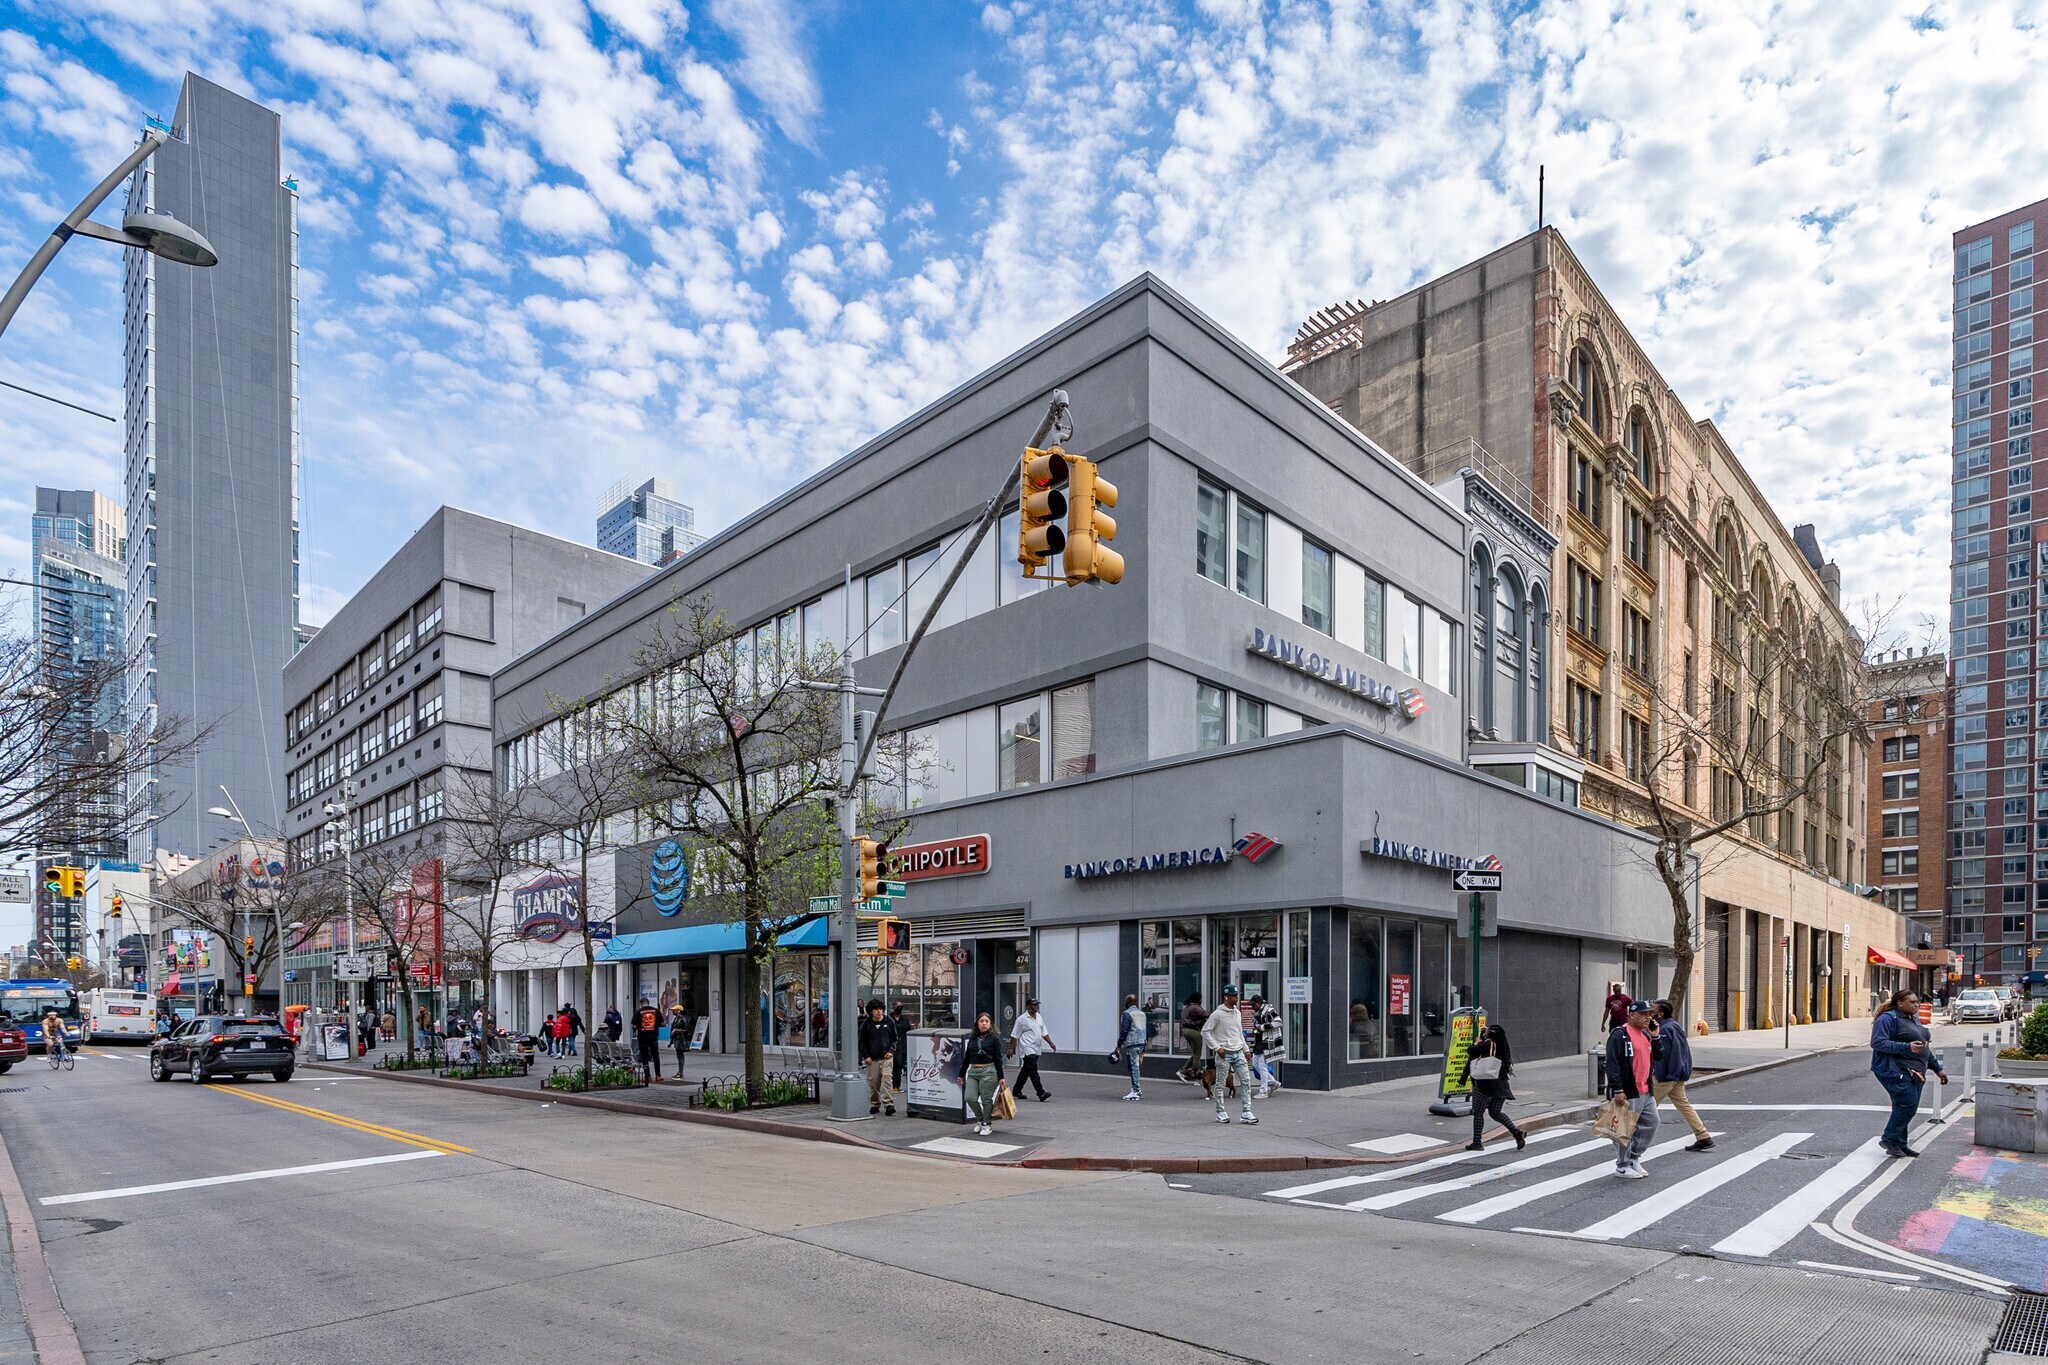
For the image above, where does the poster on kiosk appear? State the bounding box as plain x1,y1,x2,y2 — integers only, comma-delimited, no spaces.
905,1029,969,1122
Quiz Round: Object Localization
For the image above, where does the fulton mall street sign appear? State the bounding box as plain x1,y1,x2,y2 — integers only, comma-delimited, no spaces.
1247,628,1427,720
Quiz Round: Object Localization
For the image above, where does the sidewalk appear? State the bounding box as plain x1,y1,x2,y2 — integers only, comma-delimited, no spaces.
318,1014,1917,1173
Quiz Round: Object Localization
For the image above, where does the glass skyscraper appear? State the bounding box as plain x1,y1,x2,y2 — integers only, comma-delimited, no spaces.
597,477,703,565
31,489,127,868
122,74,301,859
1948,195,2044,989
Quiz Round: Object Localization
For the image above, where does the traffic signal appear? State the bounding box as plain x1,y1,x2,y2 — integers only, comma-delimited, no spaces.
1062,457,1123,585
42,869,59,898
59,868,84,898
855,836,887,901
877,917,911,954
108,894,123,919
65,956,80,971
1017,446,1069,572
243,936,255,953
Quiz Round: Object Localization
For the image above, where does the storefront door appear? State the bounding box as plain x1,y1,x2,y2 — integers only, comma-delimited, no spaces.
995,973,1026,1042
1232,960,1277,1015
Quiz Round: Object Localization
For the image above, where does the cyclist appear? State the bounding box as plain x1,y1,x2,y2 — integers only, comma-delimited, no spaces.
41,1008,69,1065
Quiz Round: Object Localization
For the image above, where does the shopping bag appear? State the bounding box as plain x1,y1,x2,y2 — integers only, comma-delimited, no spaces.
1592,1095,1638,1144
993,1082,1017,1120
1468,1056,1503,1081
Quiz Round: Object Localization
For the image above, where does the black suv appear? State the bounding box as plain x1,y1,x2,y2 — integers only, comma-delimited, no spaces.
150,1015,295,1084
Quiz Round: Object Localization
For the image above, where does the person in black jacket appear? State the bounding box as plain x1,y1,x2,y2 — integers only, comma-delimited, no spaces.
1465,1023,1526,1152
961,1012,1006,1136
858,1000,896,1116
1604,999,1662,1178
889,1002,911,1095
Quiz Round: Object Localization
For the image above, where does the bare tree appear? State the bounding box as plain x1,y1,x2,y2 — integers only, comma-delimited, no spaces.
609,593,913,1098
436,766,540,1034
157,854,343,1007
1624,603,1922,1017
331,841,447,1058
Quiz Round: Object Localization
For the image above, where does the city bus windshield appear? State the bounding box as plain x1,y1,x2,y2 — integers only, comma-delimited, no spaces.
0,988,80,1025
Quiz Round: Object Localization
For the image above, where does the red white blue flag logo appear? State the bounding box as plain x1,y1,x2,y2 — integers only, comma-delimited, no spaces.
1396,687,1428,719
1232,832,1281,864
1473,853,1502,872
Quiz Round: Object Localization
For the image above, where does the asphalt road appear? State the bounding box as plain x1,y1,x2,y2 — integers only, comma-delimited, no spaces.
1182,1049,2037,1293
0,1042,2008,1364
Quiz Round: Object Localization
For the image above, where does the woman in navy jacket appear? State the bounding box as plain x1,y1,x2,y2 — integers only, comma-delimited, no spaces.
1870,989,1928,1157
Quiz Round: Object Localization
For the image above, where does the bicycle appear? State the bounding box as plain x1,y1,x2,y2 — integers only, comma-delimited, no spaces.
46,1038,74,1072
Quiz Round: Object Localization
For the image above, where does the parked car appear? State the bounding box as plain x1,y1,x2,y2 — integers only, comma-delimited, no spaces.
1992,986,2020,1020
149,1015,294,1084
0,1025,26,1072
1953,989,2004,1024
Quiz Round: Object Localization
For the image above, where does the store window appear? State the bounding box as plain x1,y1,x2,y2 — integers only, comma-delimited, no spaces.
1348,915,1383,1060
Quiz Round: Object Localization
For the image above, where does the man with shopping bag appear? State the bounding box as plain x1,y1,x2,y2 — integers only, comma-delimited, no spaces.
1602,999,1662,1179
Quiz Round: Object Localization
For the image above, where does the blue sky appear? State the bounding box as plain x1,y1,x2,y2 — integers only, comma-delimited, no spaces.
0,0,2044,639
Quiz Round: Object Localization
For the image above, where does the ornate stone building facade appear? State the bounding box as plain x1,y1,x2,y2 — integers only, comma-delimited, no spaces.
1286,228,1910,1028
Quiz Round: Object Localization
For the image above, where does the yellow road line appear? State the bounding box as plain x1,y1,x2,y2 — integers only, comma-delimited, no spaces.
209,1086,474,1155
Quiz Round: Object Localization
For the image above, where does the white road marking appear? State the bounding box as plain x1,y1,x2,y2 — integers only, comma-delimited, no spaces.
1265,1129,1568,1200
39,1151,443,1205
1824,1141,2013,1293
910,1136,1020,1159
1794,1259,1921,1282
1570,1132,1810,1241
1348,1133,1442,1154
1686,1104,1889,1112
1436,1133,1701,1225
1346,1140,1612,1211
1710,1137,1889,1258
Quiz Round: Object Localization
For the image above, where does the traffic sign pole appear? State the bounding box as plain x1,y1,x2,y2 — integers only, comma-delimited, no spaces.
1469,893,1482,1015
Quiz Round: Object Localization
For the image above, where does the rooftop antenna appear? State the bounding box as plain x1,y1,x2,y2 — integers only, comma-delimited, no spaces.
1538,165,1545,231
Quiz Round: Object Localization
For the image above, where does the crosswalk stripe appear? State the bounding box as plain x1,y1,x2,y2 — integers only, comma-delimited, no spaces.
1436,1133,1701,1225
1570,1132,1810,1241
1264,1130,1569,1200
1345,1139,1612,1211
1709,1137,1889,1259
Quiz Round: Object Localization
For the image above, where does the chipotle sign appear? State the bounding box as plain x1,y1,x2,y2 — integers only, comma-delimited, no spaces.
887,834,991,882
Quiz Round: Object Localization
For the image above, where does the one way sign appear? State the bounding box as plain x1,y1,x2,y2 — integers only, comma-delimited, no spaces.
1452,870,1503,893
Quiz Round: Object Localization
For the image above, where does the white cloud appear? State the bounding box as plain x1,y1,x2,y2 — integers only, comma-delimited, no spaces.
704,0,820,143
517,182,611,239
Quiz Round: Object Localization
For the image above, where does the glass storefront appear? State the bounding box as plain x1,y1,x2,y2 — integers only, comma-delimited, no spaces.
1347,911,1451,1061
858,943,964,1027
1139,913,1309,1060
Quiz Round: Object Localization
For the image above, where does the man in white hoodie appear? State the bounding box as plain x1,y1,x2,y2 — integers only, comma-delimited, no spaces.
1201,985,1258,1124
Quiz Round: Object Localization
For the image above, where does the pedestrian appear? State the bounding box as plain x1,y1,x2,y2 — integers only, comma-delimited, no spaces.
415,1004,430,1042
1465,1022,1527,1152
603,1005,623,1042
1201,985,1258,1125
1115,992,1147,1100
1603,998,1662,1178
1249,994,1283,1098
1651,1000,1712,1152
1602,984,1631,1033
632,997,663,1081
889,1001,911,1095
670,1005,689,1080
1009,996,1055,1101
546,1008,567,1057
1177,992,1208,1085
566,1004,584,1057
381,1008,396,1041
1871,989,1946,1157
961,1011,1005,1136
859,999,896,1117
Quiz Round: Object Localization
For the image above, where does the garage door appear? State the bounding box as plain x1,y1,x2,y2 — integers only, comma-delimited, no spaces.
1704,908,1728,1033
1493,929,1582,1060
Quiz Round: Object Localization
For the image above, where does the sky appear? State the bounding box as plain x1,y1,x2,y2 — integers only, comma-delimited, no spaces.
0,0,2041,642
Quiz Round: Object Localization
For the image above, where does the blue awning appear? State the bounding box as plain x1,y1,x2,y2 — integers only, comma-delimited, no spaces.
597,916,827,962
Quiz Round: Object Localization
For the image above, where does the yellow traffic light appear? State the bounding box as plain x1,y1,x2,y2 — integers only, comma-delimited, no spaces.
1017,447,1069,572
108,894,123,919
243,936,255,953
1062,457,1123,585
878,917,911,954
855,836,886,901
42,869,60,897
50,867,85,899
65,956,80,971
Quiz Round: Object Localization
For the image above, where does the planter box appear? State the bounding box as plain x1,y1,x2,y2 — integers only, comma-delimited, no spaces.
1977,1079,2048,1151
1999,1056,2048,1079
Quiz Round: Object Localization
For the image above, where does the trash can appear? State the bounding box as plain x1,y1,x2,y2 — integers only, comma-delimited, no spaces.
1586,1048,1608,1098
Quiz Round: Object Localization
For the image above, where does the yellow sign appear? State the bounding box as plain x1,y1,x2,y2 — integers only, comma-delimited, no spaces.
1438,1006,1487,1100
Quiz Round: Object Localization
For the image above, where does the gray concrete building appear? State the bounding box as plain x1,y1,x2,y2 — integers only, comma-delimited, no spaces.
487,276,1675,1085
122,74,301,860
278,508,652,1011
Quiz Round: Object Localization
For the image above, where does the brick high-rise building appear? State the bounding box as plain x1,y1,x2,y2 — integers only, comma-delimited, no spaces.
1948,196,2045,990
1864,649,1950,994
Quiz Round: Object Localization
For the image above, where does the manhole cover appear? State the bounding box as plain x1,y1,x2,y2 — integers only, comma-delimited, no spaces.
1995,1291,2048,1355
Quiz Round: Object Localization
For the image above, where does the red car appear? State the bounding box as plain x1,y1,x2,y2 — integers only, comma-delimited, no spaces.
0,1026,27,1072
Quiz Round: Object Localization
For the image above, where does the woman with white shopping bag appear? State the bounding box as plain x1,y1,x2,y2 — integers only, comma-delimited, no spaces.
1465,1022,1526,1152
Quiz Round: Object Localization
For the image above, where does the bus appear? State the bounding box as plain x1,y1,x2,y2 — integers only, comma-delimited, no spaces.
83,988,155,1043
0,980,83,1053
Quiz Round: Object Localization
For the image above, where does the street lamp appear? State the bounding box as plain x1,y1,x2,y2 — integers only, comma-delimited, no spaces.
0,126,218,342
323,781,359,1059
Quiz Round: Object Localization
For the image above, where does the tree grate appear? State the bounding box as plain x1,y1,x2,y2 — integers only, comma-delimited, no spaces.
1996,1292,2048,1356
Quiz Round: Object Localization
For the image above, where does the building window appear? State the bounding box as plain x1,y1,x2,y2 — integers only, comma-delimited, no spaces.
1622,605,1652,677
1569,344,1606,432
998,508,1045,605
1568,680,1601,761
1568,561,1602,644
1195,478,1229,585
864,561,902,654
1881,771,1920,799
1621,712,1651,784
1387,585,1424,677
417,776,443,825
415,587,443,643
1624,504,1653,573
386,701,413,750
998,694,1043,790
1880,849,1920,876
1363,573,1385,660
1196,682,1227,751
1571,450,1604,527
361,720,386,764
1882,736,1920,762
1301,540,1333,634
905,543,941,629
2015,222,2036,258
387,617,413,666
1625,409,1654,488
1235,500,1266,603
1050,680,1095,778
1881,810,1920,838
416,680,444,732
362,643,384,687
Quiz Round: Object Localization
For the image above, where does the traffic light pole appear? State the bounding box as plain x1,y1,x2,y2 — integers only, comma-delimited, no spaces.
826,389,1073,1121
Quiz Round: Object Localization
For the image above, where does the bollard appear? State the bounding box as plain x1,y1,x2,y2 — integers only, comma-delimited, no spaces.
1586,1048,1602,1099
1927,1070,1945,1123
1964,1040,1976,1094
1987,1032,1998,1078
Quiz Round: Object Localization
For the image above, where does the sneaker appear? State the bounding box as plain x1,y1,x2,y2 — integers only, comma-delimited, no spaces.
1240,1110,1258,1125
1173,1073,1190,1085
869,1105,880,1116
884,1104,895,1116
1037,1092,1050,1102
1122,1091,1142,1101
1613,1164,1646,1179
1685,1139,1714,1152
1254,1088,1271,1100
1268,1081,1282,1093
1895,1145,1920,1158
1465,1141,1485,1152
1215,1111,1231,1124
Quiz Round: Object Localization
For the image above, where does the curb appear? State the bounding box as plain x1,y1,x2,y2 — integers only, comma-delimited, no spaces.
0,1112,87,1364
310,1042,1858,1177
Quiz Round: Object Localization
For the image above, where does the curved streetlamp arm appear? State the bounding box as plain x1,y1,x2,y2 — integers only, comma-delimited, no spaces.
0,129,166,342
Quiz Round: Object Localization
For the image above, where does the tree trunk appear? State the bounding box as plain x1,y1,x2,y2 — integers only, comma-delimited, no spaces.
1657,844,1695,1019
742,916,764,1099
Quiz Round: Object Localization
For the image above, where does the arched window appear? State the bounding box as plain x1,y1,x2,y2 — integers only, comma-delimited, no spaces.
1526,583,1549,745
1497,565,1527,742
1471,545,1495,731
1624,409,1654,489
1570,344,1607,434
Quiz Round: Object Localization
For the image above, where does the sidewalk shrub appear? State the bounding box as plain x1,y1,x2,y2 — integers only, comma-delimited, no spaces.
543,1064,641,1092
376,1055,437,1072
2018,1003,2048,1058
696,1073,818,1111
